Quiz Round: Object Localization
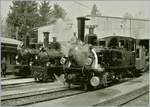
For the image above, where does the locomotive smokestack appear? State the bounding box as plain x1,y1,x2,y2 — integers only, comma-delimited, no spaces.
89,27,94,34
43,32,49,47
23,32,30,48
77,17,89,42
52,37,56,42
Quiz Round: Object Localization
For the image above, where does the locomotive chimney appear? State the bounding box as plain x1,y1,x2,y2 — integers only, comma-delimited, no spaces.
89,27,94,34
52,37,56,42
85,25,98,45
77,17,89,42
43,32,49,47
23,32,30,48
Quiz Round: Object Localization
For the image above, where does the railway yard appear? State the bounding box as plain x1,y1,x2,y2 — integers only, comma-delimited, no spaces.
1,72,149,106
1,1,149,107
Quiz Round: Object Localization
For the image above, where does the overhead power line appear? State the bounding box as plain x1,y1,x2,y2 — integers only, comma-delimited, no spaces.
73,1,91,9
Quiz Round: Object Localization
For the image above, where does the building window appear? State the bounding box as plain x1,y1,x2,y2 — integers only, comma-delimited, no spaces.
131,40,135,51
99,41,106,46
119,40,124,48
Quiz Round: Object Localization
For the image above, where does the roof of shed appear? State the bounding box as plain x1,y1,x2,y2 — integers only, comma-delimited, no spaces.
0,37,22,45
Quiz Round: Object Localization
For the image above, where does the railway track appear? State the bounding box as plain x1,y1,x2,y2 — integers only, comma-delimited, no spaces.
1,86,85,106
2,73,147,106
2,81,35,89
94,85,149,106
1,77,21,81
119,90,149,106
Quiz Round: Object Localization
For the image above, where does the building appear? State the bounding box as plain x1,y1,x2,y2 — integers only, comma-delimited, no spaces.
1,37,22,71
85,15,149,39
38,18,74,43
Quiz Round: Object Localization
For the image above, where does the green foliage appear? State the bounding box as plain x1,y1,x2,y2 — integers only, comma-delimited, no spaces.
39,1,52,26
6,1,39,40
39,3,67,25
6,1,67,40
91,4,101,16
50,4,67,23
49,42,61,50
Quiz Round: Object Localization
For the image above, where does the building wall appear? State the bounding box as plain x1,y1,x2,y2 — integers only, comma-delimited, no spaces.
1,37,21,73
1,43,18,64
85,16,149,40
38,18,74,43
37,16,149,45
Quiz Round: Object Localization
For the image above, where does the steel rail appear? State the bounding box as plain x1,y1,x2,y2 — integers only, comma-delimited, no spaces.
2,81,35,89
119,90,149,106
1,86,84,106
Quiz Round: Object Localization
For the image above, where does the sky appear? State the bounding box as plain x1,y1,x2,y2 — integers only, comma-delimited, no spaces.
1,0,150,21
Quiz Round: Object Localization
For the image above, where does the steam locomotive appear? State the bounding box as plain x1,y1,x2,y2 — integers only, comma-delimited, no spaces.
31,32,65,82
62,17,140,90
14,36,39,77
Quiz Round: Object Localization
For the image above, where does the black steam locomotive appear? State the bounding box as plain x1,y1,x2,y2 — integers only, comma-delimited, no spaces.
14,36,39,77
63,17,139,90
31,32,65,82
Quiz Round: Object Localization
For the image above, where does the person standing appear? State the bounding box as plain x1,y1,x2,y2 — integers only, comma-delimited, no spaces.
1,58,7,77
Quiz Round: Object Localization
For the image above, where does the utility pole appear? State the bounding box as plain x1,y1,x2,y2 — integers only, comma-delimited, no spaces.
130,18,132,38
16,26,19,40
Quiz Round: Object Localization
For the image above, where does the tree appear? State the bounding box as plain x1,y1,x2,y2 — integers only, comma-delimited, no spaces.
38,2,67,25
6,1,40,40
39,1,52,26
1,17,7,37
91,4,101,16
50,4,67,23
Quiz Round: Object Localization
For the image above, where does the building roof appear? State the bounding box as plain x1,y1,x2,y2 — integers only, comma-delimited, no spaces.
101,36,135,40
0,37,22,45
86,15,149,21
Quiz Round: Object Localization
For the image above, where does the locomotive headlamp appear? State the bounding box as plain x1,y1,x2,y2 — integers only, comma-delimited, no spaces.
85,58,93,66
60,57,66,65
90,76,100,87
39,47,42,51
15,55,19,59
